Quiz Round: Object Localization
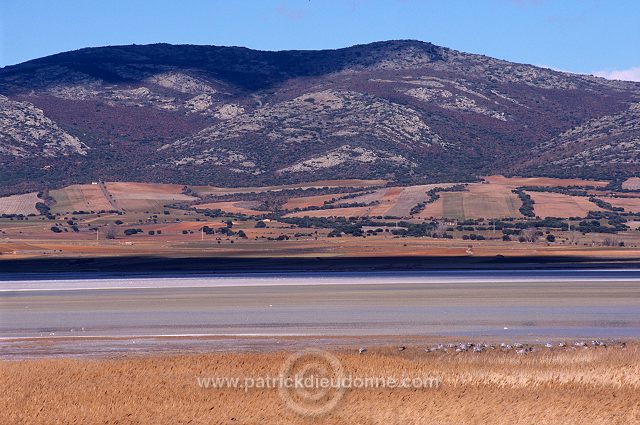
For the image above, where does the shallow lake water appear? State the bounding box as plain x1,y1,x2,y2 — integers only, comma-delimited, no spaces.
1,269,639,357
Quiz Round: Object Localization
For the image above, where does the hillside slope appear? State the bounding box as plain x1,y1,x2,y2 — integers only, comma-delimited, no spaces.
1,40,639,194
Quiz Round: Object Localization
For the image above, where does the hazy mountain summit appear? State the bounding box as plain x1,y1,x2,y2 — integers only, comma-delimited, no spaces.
1,40,639,193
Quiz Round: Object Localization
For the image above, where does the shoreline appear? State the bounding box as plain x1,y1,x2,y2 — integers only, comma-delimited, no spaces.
1,334,636,360
2,254,640,279
3,270,640,290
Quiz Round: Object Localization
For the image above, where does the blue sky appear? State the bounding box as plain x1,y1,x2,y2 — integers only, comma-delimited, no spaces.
1,0,639,80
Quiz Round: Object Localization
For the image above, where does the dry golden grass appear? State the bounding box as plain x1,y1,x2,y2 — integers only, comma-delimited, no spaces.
527,191,603,218
484,175,609,188
105,182,197,212
382,185,453,217
282,194,345,210
192,179,387,196
0,192,39,215
106,182,188,195
3,232,640,260
285,185,458,218
622,177,640,190
194,200,268,215
328,185,457,218
2,346,639,424
366,187,405,216
605,197,640,213
50,184,113,213
152,221,227,233
418,183,522,220
285,205,373,218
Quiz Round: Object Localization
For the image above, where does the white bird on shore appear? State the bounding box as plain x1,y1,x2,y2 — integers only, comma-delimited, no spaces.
358,347,367,354
433,344,448,353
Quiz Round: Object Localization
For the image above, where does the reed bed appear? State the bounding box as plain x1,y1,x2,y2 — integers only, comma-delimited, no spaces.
2,345,639,424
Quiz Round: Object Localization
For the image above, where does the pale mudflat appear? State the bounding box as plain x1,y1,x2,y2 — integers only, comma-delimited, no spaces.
2,271,640,346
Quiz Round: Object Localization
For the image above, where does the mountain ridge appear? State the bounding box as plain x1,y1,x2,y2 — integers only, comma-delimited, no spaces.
1,40,639,195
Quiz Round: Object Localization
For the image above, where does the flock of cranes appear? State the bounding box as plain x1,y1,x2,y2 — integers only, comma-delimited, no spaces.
357,339,620,355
